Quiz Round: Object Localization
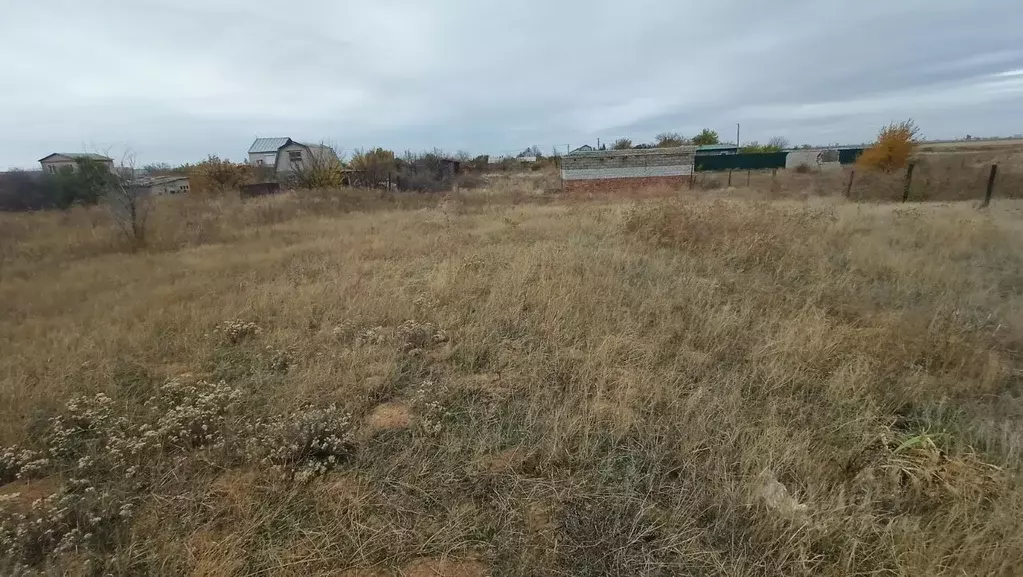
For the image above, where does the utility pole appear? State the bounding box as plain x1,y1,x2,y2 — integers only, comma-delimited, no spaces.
597,137,601,150
736,123,741,148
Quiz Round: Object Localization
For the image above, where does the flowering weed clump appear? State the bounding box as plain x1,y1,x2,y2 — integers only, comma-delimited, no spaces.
250,404,355,482
0,379,355,568
0,448,48,484
396,320,448,355
411,379,453,436
213,319,261,344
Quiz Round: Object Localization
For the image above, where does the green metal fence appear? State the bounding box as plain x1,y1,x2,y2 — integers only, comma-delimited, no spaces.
693,149,866,172
694,152,789,172
839,148,864,165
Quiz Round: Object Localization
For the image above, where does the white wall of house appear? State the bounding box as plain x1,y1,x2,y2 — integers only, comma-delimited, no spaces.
274,143,310,175
40,156,114,174
274,143,337,175
40,160,77,174
248,152,278,167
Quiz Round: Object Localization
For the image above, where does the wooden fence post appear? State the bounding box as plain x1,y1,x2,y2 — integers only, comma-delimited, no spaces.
845,170,855,198
747,170,751,187
902,163,915,202
727,169,733,187
980,164,998,208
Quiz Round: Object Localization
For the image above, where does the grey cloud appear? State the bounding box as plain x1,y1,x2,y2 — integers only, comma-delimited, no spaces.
1,0,1021,168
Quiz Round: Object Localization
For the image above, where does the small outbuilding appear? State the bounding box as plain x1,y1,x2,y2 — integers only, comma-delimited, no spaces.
130,175,191,196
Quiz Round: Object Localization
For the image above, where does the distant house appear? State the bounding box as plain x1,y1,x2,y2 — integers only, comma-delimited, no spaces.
248,137,339,177
248,137,291,167
570,145,594,154
516,148,539,163
130,175,190,196
39,153,113,174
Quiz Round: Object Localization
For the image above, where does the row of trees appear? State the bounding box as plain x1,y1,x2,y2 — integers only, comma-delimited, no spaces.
610,128,722,150
609,130,793,152
139,147,485,194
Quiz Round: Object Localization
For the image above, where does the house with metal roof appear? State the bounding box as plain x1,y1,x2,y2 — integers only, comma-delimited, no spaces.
248,137,339,177
248,137,293,167
38,152,114,174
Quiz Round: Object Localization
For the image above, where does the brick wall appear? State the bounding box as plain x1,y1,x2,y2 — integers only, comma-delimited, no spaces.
563,175,687,193
561,146,696,184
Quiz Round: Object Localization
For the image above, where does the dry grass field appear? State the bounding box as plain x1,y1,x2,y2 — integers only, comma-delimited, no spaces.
2,185,1023,575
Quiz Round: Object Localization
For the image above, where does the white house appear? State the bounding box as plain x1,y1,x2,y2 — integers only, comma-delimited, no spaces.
248,137,339,176
248,137,290,167
39,153,113,174
516,148,539,163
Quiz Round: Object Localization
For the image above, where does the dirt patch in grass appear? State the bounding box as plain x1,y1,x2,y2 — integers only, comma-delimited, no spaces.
0,476,59,515
484,448,539,476
363,402,412,436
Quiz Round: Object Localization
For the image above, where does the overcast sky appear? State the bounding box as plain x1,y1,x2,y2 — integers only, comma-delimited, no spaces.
2,0,1022,168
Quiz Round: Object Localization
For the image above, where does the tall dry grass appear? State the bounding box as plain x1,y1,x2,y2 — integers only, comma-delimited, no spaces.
1,188,1022,575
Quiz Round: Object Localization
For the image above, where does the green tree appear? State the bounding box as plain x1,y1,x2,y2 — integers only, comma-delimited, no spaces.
740,137,789,153
612,138,633,150
74,158,116,204
692,129,720,146
49,158,116,209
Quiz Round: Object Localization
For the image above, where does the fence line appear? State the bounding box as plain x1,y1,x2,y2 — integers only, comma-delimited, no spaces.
693,162,1014,205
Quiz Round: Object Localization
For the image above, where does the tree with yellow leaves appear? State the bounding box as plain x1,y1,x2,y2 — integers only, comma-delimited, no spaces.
857,119,920,172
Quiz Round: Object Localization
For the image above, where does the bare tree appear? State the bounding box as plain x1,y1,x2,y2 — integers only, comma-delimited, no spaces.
656,132,687,147
768,136,790,150
107,152,152,249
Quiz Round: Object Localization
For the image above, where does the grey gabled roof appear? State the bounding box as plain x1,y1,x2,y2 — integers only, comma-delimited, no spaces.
248,137,292,154
39,152,113,162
